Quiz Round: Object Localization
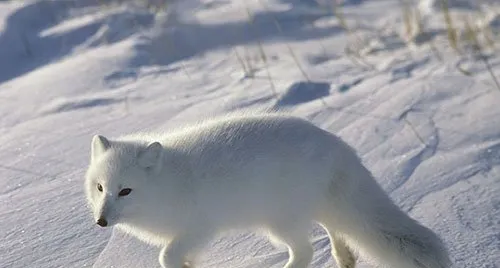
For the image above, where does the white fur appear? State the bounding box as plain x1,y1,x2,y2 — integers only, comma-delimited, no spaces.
84,113,451,268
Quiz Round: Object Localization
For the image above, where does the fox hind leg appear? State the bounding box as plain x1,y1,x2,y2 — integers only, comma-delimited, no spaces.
331,234,356,268
267,224,314,268
320,223,356,268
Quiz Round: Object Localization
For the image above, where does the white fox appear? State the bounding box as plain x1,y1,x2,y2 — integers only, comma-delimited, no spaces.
84,113,451,268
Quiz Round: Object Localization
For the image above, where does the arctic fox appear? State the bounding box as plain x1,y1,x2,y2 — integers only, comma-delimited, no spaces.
84,113,451,268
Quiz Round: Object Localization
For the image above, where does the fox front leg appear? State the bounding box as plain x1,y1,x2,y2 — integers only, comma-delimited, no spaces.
158,228,213,268
159,245,192,268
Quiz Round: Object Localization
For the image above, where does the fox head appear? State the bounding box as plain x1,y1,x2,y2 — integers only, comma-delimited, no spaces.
84,135,164,228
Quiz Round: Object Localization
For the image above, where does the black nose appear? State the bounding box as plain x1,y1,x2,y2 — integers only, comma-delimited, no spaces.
96,218,108,227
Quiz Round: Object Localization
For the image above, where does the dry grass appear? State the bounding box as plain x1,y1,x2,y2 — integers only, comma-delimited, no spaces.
440,0,461,53
395,0,499,90
400,0,444,61
401,0,421,43
95,0,499,92
241,3,278,96
462,15,500,90
332,2,376,70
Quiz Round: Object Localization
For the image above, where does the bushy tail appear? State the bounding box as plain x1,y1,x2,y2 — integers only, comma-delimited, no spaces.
348,213,452,268
325,163,451,268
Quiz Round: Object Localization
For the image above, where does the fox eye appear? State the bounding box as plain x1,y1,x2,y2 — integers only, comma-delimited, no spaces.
97,183,103,192
119,188,132,197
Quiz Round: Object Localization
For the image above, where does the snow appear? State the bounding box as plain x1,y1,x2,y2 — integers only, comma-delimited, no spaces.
0,0,499,267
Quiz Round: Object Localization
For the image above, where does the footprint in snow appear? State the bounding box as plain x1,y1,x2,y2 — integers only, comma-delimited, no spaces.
104,70,138,89
39,96,123,115
273,81,330,109
390,57,430,83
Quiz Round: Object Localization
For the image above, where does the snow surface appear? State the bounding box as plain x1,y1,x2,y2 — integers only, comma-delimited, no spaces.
0,0,499,267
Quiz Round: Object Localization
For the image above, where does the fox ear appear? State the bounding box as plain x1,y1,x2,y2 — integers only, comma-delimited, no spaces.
91,135,111,162
137,142,163,172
